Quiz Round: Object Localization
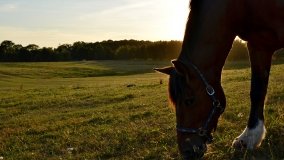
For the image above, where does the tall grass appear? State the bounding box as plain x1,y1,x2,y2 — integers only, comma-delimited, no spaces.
0,60,283,159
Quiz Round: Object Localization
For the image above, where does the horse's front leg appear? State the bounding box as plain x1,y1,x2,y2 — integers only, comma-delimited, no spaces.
232,43,274,150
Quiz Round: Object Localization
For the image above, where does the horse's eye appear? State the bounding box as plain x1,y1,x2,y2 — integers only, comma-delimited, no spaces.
185,97,195,106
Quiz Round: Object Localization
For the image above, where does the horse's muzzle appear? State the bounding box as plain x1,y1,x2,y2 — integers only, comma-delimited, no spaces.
181,144,207,160
178,135,207,160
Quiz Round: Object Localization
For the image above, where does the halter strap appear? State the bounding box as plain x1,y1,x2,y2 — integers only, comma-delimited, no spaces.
175,59,225,143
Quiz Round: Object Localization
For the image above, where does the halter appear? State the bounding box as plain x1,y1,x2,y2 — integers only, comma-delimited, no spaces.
175,59,225,143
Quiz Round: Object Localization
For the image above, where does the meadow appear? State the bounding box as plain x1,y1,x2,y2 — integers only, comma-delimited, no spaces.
0,60,283,160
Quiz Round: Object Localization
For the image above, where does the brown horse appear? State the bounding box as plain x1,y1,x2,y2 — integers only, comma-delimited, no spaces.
155,0,284,159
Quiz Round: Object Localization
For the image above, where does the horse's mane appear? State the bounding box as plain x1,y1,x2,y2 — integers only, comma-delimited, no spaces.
190,0,198,9
190,0,203,14
168,0,202,104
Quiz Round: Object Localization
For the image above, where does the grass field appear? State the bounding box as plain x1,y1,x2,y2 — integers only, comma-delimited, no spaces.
0,60,283,160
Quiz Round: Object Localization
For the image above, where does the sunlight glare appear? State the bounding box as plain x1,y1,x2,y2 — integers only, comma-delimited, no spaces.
164,0,189,40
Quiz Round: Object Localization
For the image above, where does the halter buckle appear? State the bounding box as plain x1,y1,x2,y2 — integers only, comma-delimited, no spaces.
198,128,207,137
213,100,220,108
213,100,225,113
206,85,215,96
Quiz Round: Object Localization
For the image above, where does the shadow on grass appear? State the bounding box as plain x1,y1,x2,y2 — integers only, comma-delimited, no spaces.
41,60,172,78
0,60,172,79
89,60,171,77
224,59,284,71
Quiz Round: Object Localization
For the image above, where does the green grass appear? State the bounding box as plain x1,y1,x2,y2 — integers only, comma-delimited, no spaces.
0,60,283,160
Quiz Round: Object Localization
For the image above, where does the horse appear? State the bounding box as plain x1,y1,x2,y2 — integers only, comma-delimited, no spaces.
155,0,284,159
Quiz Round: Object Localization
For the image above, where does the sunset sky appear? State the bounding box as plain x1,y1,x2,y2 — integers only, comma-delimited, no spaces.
0,0,189,47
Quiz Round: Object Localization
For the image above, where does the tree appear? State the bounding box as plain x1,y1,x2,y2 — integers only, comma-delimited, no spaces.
71,41,88,60
25,44,39,52
0,40,16,61
37,47,55,61
55,44,72,61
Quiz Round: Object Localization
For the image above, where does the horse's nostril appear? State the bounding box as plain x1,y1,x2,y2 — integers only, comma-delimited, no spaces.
185,138,191,143
182,144,207,160
193,145,199,152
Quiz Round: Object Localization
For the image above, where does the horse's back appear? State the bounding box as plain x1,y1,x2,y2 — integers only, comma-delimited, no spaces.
245,0,284,47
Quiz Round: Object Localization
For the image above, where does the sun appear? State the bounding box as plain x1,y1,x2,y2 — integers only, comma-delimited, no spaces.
163,0,189,40
138,0,189,41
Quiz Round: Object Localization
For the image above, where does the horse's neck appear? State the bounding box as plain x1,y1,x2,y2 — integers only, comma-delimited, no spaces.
178,0,239,82
178,33,236,83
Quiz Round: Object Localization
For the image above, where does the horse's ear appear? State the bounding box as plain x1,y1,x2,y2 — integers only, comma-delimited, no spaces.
171,59,188,75
154,66,174,75
171,59,192,84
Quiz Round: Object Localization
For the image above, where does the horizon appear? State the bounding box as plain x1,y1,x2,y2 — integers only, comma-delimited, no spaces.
0,39,183,49
0,0,189,48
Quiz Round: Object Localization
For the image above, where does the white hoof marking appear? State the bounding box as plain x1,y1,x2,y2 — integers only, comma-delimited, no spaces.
232,120,266,150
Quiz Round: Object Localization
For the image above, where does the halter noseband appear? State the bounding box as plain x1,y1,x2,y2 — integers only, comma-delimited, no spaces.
175,59,225,143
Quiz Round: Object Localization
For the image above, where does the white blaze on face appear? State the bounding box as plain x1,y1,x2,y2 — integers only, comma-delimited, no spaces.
232,120,266,150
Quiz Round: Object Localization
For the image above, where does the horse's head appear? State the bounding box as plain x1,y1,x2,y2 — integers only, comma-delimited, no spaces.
155,59,225,159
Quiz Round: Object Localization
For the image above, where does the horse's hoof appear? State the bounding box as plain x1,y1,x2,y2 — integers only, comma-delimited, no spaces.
232,138,247,150
232,120,266,150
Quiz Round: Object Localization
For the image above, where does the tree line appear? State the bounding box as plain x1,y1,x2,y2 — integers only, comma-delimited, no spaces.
0,40,182,62
1,39,281,62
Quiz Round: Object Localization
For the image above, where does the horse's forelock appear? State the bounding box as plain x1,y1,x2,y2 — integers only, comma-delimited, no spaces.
168,71,186,106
